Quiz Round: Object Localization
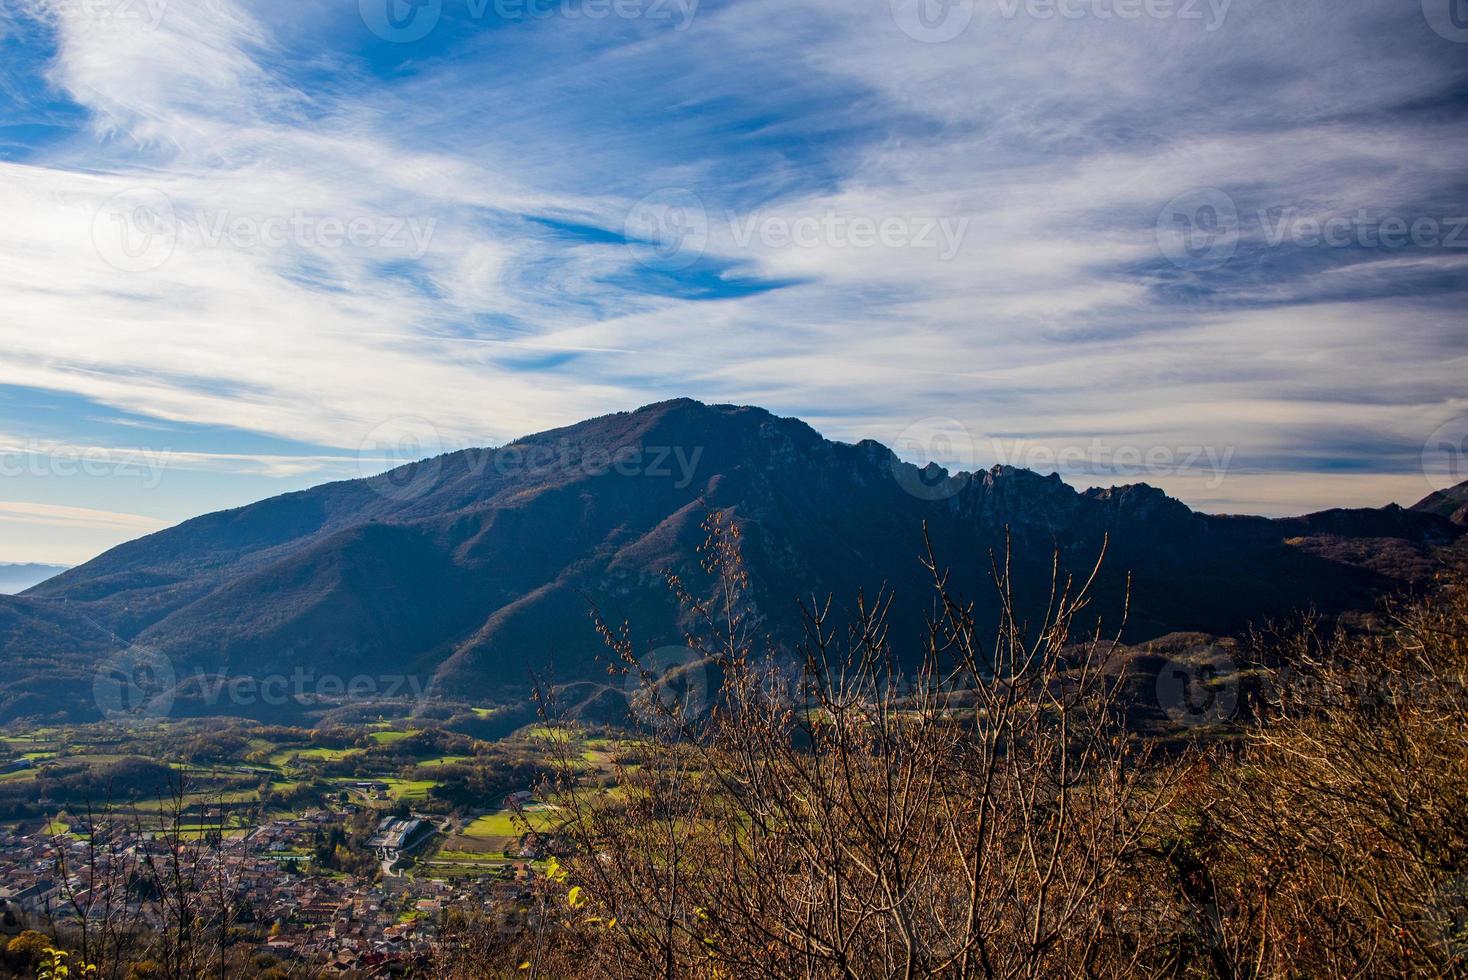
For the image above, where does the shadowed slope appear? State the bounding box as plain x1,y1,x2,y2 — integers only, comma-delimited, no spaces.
2,400,1461,722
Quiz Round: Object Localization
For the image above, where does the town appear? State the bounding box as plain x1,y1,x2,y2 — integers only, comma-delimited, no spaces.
0,718,604,973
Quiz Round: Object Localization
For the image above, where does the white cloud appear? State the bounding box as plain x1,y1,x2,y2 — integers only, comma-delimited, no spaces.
0,0,1463,570
0,500,169,532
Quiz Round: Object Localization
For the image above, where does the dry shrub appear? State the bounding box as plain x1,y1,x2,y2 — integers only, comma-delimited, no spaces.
529,514,1183,979
1183,570,1468,978
479,519,1465,980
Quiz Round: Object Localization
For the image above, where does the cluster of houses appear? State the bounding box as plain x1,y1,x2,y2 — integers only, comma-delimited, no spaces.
0,806,535,970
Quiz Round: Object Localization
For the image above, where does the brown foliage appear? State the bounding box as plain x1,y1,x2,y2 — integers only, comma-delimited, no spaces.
1183,571,1468,977
443,518,1467,979
525,515,1182,978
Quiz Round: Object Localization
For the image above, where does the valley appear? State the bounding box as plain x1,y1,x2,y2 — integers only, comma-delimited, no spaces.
0,715,623,971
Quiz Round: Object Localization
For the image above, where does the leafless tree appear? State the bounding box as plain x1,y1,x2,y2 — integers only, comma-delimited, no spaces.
42,796,145,979
535,513,1185,979
1189,568,1468,978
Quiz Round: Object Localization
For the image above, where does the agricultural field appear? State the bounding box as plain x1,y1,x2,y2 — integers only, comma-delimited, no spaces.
0,716,626,854
417,804,562,879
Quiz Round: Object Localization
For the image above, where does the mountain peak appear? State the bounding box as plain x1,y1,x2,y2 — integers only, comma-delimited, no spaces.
1412,480,1468,526
4,402,1462,723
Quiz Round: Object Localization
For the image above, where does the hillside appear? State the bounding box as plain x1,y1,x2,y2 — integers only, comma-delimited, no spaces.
2,399,1463,723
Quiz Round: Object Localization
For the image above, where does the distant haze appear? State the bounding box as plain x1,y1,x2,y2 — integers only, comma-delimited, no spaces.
0,564,70,595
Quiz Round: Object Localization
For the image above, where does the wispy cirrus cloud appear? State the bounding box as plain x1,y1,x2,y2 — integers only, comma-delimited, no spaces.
0,500,168,533
0,0,1465,564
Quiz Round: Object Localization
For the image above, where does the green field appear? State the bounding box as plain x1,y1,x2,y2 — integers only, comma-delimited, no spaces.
382,778,438,801
269,746,362,766
369,729,418,744
463,810,523,837
0,716,627,881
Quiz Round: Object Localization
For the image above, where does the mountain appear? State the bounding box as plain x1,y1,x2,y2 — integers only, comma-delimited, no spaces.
1,400,1463,724
0,564,69,595
1413,483,1468,526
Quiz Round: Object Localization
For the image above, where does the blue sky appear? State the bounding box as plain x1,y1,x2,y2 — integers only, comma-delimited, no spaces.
1,0,1466,564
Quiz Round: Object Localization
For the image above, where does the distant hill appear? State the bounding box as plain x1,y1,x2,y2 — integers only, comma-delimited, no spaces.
1,399,1463,723
0,564,69,595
